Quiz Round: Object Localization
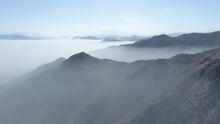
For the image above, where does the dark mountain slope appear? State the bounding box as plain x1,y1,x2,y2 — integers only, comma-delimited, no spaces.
1,48,220,124
131,49,220,124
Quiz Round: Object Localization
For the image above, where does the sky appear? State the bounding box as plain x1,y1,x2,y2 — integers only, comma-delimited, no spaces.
0,0,220,37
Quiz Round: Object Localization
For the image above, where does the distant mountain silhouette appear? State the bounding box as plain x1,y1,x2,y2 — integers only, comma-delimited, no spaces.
1,48,220,124
102,35,146,42
0,34,49,40
73,36,101,40
74,35,146,41
124,31,220,47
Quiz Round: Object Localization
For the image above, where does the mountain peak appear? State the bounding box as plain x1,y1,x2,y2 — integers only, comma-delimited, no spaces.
67,52,94,61
73,52,90,57
63,52,99,66
152,34,171,39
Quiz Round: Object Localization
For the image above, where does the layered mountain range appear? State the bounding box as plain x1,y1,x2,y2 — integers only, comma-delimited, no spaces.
1,46,220,124
91,31,220,62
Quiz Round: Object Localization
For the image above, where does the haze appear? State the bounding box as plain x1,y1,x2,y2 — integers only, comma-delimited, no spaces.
0,38,212,84
0,39,131,84
0,0,220,123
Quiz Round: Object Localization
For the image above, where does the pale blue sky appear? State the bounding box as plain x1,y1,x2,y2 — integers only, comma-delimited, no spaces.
0,0,220,36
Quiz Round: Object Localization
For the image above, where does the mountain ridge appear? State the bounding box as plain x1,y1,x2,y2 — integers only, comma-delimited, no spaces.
1,47,220,124
122,30,220,47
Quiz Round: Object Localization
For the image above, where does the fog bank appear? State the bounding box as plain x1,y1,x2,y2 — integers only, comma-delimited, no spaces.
0,39,131,84
90,46,212,62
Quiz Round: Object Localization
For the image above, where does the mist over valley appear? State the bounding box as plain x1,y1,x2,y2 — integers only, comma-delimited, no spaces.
1,0,220,123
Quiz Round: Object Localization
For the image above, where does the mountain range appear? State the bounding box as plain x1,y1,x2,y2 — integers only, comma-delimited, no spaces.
1,46,220,124
123,31,220,47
